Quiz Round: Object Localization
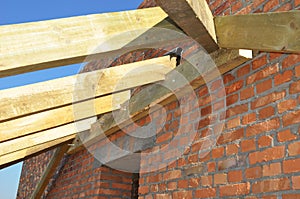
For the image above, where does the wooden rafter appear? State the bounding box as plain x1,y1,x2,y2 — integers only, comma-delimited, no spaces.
0,91,130,142
215,10,300,53
0,56,176,122
155,0,219,53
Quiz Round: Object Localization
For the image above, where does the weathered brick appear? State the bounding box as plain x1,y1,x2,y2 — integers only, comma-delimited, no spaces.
226,80,243,94
217,128,244,145
282,54,300,69
296,65,300,77
278,99,297,113
212,147,224,158
245,166,262,179
227,117,240,129
251,91,285,109
237,64,250,77
226,143,239,155
283,110,300,127
274,70,293,85
278,129,297,142
219,183,250,197
214,173,227,185
283,158,300,173
172,190,192,199
248,64,278,84
241,86,255,100
290,80,300,94
252,178,290,193
241,138,256,152
228,170,243,182
195,188,216,198
249,146,285,164
163,170,182,181
252,55,267,70
258,135,273,148
288,141,300,156
242,113,256,125
201,175,213,187
256,79,272,94
259,106,275,119
227,104,248,118
246,118,280,137
292,176,300,189
283,194,300,199
263,163,281,176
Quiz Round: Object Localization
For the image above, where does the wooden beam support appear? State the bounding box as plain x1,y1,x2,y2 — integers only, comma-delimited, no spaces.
68,49,252,154
0,118,94,157
30,144,70,199
215,10,300,53
0,91,130,142
0,56,176,122
0,7,182,77
155,0,219,53
0,135,75,169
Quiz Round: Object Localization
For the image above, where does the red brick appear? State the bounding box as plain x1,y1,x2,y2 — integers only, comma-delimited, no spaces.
283,158,300,173
292,176,300,189
237,64,250,77
218,158,237,170
227,94,238,106
251,91,285,109
245,166,262,179
278,99,297,113
232,1,243,13
252,55,267,70
288,141,300,156
256,79,272,94
262,196,278,199
226,80,243,94
195,188,216,198
201,175,212,187
228,170,243,182
283,194,300,199
207,162,216,172
139,186,149,194
258,135,273,148
263,163,281,176
157,132,172,143
263,0,279,12
278,129,297,142
246,118,279,137
282,54,300,69
201,105,211,116
155,194,172,199
219,183,250,197
249,146,285,164
227,117,240,129
241,139,256,152
163,170,181,181
259,106,274,119
296,0,300,7
189,178,200,188
242,113,256,125
252,178,290,193
223,74,235,84
248,64,278,84
214,173,227,185
274,70,293,85
227,104,248,118
290,80,300,94
296,65,300,77
226,143,239,155
172,190,192,199
217,128,244,145
212,147,224,158
269,52,283,61
240,86,254,100
167,181,177,190
283,109,300,127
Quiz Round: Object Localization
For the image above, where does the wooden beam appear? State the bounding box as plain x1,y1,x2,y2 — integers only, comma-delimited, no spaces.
0,56,176,122
0,135,75,168
0,7,183,77
0,118,94,157
0,91,130,142
68,49,252,154
155,0,218,53
30,144,70,199
215,10,300,53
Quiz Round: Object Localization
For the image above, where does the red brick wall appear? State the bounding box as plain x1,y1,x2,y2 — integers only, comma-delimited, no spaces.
17,0,300,198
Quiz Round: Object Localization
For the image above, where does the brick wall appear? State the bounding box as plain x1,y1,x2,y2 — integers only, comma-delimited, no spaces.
17,0,300,198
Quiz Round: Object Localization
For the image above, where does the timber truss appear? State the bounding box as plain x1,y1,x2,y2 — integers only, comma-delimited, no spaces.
0,0,299,198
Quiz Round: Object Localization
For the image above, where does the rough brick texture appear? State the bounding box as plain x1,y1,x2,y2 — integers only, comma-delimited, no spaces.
17,0,300,199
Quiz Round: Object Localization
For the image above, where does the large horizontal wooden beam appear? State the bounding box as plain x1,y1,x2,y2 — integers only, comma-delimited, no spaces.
0,91,130,142
215,10,300,53
0,135,75,169
0,7,181,77
68,49,252,153
0,56,176,122
155,0,218,53
0,118,94,158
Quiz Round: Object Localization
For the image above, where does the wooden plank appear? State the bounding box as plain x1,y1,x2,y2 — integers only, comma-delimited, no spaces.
0,91,130,142
0,135,75,169
0,7,184,77
156,0,218,53
0,118,94,157
215,10,300,53
30,144,70,199
0,56,176,122
68,49,253,154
